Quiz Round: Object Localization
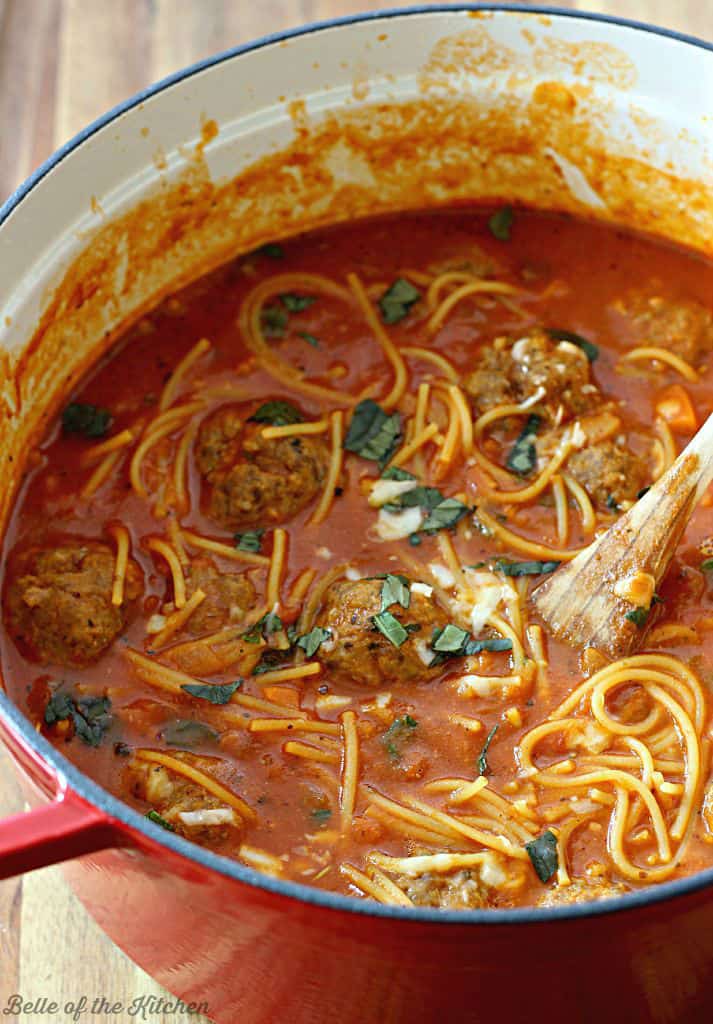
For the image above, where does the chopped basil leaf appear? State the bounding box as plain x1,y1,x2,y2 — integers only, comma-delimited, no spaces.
526,830,558,883
260,242,284,259
382,714,418,762
249,401,303,426
408,534,422,546
243,610,283,642
421,497,469,533
261,304,288,338
234,528,264,553
432,623,470,653
62,402,112,439
280,292,316,313
252,648,294,674
506,414,540,476
477,724,498,776
606,494,619,512
44,690,112,747
297,626,332,658
146,810,175,832
311,807,332,824
381,466,416,482
44,691,74,725
372,610,409,647
163,719,219,748
702,559,713,572
430,626,512,666
181,680,242,705
546,328,599,363
494,559,560,577
380,574,411,613
344,399,402,469
464,637,513,655
488,206,514,241
378,278,421,324
625,606,650,628
297,331,320,348
386,485,444,513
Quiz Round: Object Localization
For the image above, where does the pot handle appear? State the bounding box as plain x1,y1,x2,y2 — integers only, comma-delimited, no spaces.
0,787,117,880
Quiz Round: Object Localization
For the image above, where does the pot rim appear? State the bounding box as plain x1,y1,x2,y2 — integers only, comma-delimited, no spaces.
2,2,713,926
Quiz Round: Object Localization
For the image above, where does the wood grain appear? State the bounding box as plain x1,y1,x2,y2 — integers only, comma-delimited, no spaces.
0,2,709,1021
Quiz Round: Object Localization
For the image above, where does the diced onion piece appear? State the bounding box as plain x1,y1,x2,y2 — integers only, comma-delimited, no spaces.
376,505,424,540
428,562,455,588
178,808,236,827
411,582,433,598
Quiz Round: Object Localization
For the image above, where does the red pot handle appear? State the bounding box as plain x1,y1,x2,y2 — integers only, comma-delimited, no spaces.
0,788,116,880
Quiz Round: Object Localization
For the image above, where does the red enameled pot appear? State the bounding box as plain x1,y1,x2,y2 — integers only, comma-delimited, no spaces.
1,7,713,1022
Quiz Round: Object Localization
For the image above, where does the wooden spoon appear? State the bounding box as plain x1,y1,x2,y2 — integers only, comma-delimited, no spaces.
531,413,713,660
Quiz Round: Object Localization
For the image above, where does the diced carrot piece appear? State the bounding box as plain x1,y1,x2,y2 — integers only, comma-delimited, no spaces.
655,384,697,433
263,686,300,707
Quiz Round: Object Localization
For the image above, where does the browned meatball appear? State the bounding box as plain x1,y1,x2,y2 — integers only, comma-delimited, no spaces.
537,878,628,907
397,871,488,909
5,541,143,667
465,330,597,423
566,440,647,510
183,558,256,635
613,288,713,366
196,404,330,530
315,577,449,687
126,751,244,843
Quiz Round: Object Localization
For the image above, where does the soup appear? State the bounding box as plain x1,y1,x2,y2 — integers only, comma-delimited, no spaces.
4,207,713,910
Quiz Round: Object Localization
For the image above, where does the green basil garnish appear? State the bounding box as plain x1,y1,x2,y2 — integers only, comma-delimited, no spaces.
280,293,316,313
261,305,289,338
162,720,218,748
181,680,242,705
546,328,599,363
234,529,264,553
506,414,540,477
488,206,514,241
62,402,112,439
378,278,421,324
382,715,418,762
249,401,303,427
493,559,560,577
421,497,469,533
297,626,332,658
625,606,650,628
477,724,499,776
526,830,559,883
380,574,411,613
260,243,284,259
297,331,320,348
44,690,112,747
372,610,409,648
146,810,175,832
344,399,402,469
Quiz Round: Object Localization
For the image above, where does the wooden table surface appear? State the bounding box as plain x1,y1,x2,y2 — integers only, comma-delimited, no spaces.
0,1,711,1021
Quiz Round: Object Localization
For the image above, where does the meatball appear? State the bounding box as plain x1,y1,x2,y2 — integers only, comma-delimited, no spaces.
465,330,597,423
613,288,713,366
183,558,256,635
127,751,243,843
5,541,143,667
196,404,330,530
315,577,449,687
537,878,628,907
396,869,492,909
566,440,647,510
